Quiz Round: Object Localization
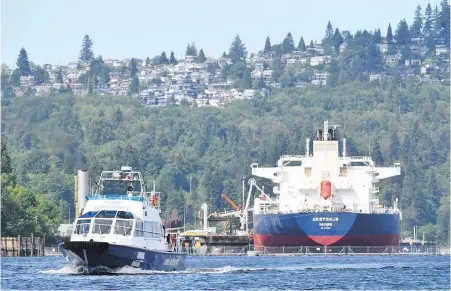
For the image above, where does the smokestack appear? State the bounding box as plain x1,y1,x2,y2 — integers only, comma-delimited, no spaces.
77,169,89,216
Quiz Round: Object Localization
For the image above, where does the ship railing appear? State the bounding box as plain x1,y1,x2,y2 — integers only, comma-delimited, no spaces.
252,245,441,255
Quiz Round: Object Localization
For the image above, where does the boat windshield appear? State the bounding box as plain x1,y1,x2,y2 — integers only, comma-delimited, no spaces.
98,180,142,195
114,220,133,236
74,219,91,234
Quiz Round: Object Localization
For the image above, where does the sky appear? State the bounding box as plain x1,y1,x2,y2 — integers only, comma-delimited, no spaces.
1,0,441,67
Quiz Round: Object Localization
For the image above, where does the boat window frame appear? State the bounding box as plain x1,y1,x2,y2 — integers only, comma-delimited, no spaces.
114,219,133,236
74,219,91,235
95,210,118,219
134,220,144,237
116,211,135,220
92,218,113,235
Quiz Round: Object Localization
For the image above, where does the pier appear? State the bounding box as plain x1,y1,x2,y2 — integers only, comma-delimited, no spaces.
0,235,46,257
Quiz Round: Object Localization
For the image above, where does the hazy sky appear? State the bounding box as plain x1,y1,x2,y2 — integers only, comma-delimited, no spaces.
1,0,440,67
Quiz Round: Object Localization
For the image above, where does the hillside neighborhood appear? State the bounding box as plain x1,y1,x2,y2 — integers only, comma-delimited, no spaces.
2,10,450,108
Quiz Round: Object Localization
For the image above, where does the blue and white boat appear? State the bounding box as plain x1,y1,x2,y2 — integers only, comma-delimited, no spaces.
59,166,186,272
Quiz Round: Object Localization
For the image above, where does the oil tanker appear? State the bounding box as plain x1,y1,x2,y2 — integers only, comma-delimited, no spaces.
251,121,402,247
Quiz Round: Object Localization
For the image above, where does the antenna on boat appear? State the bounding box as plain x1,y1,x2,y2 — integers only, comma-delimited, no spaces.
153,179,156,192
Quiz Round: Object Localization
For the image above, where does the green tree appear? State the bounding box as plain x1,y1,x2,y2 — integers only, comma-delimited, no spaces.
439,0,450,43
129,75,139,94
221,51,227,58
196,49,207,63
309,40,314,48
371,139,384,165
423,3,433,36
436,194,450,244
130,58,138,78
411,5,423,38
146,57,151,66
395,19,410,45
297,37,306,51
159,52,169,65
79,34,94,63
433,5,441,34
170,51,178,65
386,23,394,44
16,48,31,77
186,43,198,56
228,35,247,62
242,67,252,89
114,107,123,123
1,135,13,174
281,32,295,53
32,65,50,85
56,69,63,83
372,29,382,44
333,28,344,53
270,57,285,81
264,36,272,53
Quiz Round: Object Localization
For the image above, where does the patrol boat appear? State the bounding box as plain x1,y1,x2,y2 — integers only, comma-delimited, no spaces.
251,121,402,248
59,166,186,272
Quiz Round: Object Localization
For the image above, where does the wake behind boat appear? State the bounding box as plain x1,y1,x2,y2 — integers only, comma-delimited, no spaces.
59,166,186,272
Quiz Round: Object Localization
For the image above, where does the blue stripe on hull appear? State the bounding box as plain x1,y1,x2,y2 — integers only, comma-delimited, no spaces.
59,243,186,272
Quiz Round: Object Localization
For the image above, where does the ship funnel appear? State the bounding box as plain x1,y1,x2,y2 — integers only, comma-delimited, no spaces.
77,169,89,216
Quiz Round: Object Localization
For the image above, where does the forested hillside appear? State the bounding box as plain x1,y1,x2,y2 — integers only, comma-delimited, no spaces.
1,80,449,243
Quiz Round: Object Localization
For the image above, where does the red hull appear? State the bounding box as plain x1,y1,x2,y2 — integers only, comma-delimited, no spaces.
254,234,400,247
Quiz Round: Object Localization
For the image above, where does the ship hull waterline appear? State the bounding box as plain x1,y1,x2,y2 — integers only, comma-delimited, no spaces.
253,212,400,247
58,241,186,272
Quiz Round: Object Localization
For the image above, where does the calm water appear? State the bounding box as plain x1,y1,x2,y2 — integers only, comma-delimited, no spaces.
1,255,449,290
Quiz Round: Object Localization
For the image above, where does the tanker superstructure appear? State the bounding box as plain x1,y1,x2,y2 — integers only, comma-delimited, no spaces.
251,121,402,247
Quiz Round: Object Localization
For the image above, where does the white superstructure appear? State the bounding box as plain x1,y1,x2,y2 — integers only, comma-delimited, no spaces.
70,166,168,251
251,121,402,216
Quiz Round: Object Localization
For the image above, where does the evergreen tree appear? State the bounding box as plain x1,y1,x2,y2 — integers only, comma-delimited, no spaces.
129,75,139,94
395,19,411,45
228,35,247,62
264,36,271,53
159,52,169,64
32,66,50,85
242,67,252,89
325,21,334,39
389,131,400,162
186,43,198,56
373,29,382,43
130,58,138,78
146,57,151,66
386,23,394,44
1,135,12,174
79,34,94,63
297,37,306,51
16,48,31,76
423,3,433,36
327,59,339,87
309,40,314,48
114,107,123,123
196,49,207,63
333,28,344,53
281,32,295,53
439,0,450,43
371,139,384,165
433,5,441,34
411,5,423,37
56,69,64,83
222,51,227,58
169,51,178,65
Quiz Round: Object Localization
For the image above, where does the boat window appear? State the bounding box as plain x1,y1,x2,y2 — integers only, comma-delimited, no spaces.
92,219,113,234
79,211,98,218
116,211,134,219
74,219,91,234
144,222,152,238
134,220,144,237
114,220,133,236
96,210,117,218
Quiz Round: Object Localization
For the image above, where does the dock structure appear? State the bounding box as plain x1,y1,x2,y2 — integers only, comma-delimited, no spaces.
0,235,46,257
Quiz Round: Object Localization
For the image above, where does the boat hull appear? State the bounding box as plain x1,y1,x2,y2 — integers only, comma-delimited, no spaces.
59,241,186,272
253,212,400,247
